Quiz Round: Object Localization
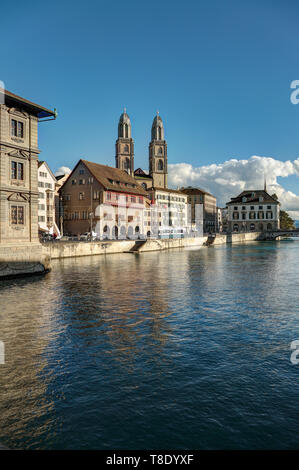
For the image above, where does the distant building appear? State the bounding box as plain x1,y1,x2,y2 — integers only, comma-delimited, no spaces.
226,190,280,232
59,159,148,238
216,207,222,232
0,87,55,245
219,207,228,232
38,161,59,234
133,112,168,190
60,111,205,240
180,187,217,233
55,172,69,233
115,110,168,190
148,187,189,237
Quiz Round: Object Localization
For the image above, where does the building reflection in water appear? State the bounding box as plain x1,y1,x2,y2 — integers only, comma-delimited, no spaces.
53,252,191,370
0,276,59,448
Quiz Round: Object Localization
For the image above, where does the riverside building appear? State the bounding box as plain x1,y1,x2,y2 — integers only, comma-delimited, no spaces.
226,190,280,232
0,86,56,246
180,186,217,234
59,159,148,239
60,110,203,240
38,161,59,235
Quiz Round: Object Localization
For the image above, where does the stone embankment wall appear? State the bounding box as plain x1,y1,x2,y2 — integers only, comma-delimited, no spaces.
0,243,50,279
212,231,261,245
0,233,262,278
42,236,207,259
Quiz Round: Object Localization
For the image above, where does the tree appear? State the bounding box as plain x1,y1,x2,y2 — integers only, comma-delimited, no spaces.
271,194,295,230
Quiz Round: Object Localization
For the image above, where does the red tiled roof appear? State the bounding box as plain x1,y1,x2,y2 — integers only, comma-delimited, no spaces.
81,160,148,196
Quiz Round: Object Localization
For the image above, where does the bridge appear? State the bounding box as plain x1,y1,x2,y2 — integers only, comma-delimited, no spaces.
259,229,299,240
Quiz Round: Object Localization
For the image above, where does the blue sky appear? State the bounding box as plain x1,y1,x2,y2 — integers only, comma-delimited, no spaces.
1,0,299,209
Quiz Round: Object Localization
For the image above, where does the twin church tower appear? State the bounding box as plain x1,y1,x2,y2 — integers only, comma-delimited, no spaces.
115,110,168,190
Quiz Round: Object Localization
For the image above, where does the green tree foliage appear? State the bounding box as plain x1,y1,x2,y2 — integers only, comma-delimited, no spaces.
271,194,295,230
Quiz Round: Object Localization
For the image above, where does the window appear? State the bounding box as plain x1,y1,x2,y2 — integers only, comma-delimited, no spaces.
158,159,164,171
234,206,238,210
71,179,76,185
124,158,130,171
124,123,128,138
106,193,111,201
131,196,136,203
11,120,17,137
11,206,24,225
45,183,52,189
79,179,85,185
38,216,45,222
11,161,24,180
79,169,85,175
38,192,44,199
79,192,85,200
18,121,24,138
11,161,17,179
11,119,24,138
138,197,143,204
38,181,44,188
38,204,45,210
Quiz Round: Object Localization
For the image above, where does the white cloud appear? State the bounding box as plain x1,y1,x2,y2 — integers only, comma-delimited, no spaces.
55,166,72,177
168,155,299,217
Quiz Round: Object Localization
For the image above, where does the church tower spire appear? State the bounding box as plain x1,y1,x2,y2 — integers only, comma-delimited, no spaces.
115,109,134,175
149,112,168,188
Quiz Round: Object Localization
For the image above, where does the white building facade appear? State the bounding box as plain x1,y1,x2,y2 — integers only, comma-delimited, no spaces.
226,190,280,232
38,161,59,235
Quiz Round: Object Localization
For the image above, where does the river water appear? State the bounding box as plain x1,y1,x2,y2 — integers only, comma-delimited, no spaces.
0,241,299,450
